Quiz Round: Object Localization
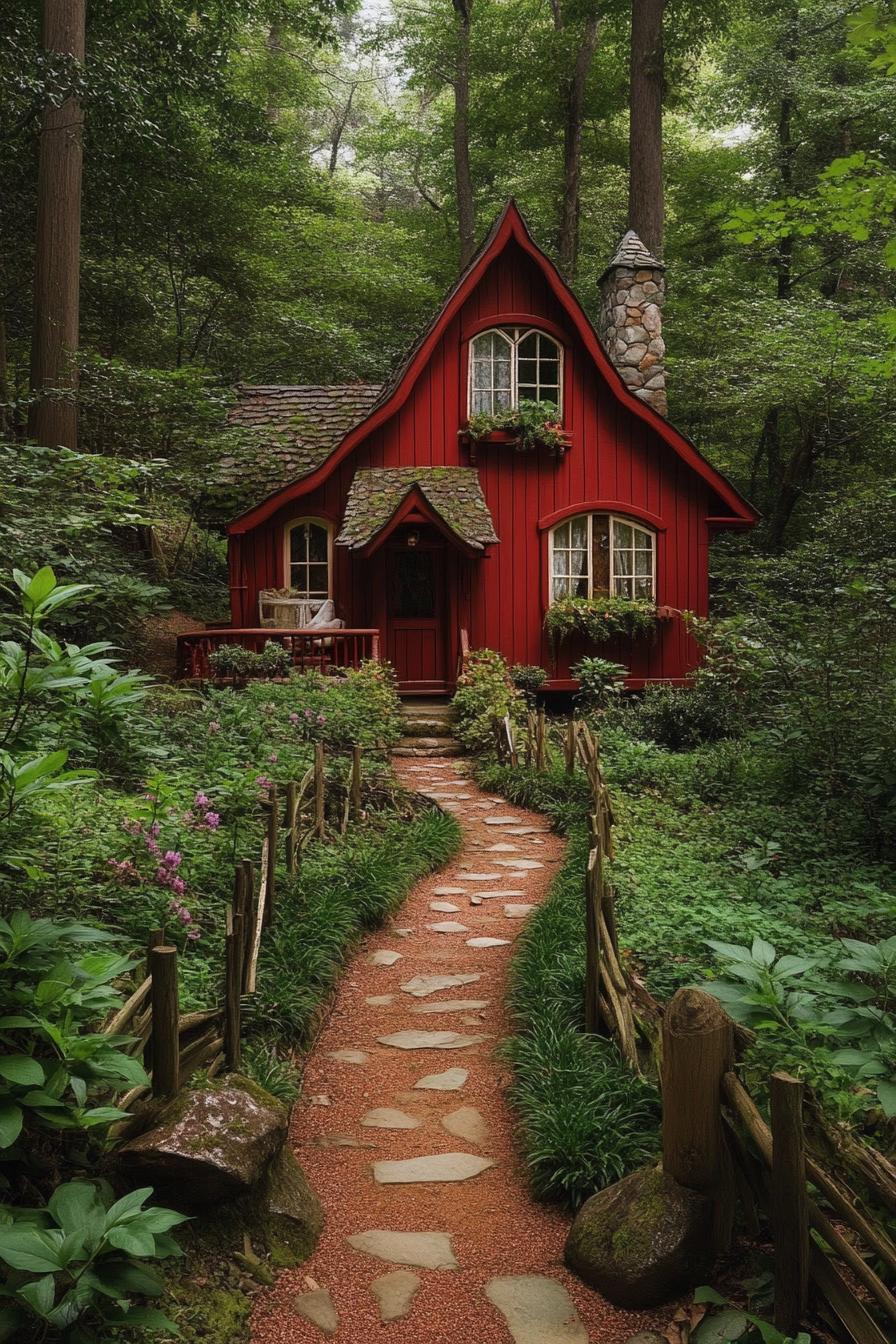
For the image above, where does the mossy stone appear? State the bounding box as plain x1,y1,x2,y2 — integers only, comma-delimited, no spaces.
564,1165,711,1308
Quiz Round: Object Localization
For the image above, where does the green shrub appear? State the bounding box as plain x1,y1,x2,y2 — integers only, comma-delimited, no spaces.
452,649,525,755
570,657,627,710
510,663,547,705
544,595,657,650
622,680,741,748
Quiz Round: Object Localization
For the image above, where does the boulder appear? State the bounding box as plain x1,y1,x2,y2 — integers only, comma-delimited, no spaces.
118,1075,289,1206
258,1144,324,1261
564,1166,711,1308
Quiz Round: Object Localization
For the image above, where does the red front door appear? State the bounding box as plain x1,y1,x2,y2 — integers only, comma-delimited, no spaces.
386,532,447,692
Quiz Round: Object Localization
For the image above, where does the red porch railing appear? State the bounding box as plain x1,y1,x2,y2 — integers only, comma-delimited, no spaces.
176,627,381,680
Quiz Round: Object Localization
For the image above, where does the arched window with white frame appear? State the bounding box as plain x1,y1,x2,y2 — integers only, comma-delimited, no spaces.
549,513,656,603
468,327,563,417
284,518,332,619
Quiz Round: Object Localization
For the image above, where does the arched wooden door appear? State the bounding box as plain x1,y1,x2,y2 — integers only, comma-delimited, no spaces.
385,530,448,693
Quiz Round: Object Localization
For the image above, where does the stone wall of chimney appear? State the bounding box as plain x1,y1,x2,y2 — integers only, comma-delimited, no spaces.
597,236,667,417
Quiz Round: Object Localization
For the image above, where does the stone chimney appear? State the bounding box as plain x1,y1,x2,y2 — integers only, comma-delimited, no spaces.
597,230,667,417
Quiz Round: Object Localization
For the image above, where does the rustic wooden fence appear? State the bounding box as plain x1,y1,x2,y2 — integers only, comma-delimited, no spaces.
493,712,896,1344
103,742,370,1108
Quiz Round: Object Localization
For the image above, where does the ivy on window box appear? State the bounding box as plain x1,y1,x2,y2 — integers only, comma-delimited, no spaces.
463,399,569,455
544,594,659,650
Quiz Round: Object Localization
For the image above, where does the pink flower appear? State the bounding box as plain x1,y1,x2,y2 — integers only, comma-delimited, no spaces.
168,898,181,915
146,838,160,856
178,907,192,925
255,775,273,791
268,752,278,764
208,720,221,734
194,792,210,809
170,876,186,896
289,712,300,725
163,850,182,870
186,927,202,941
150,821,161,838
203,811,220,830
316,713,326,725
121,818,142,835
156,866,170,885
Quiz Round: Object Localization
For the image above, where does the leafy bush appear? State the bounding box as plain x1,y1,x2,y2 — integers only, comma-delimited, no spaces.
510,663,547,705
544,594,657,650
0,1181,186,1342
622,680,741,748
570,657,627,710
466,398,566,453
452,649,525,755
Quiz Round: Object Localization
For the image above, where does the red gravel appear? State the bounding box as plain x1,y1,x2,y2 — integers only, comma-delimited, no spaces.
250,758,670,1343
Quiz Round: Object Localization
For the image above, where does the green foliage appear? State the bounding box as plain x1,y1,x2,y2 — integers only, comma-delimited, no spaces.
452,649,526,755
0,1181,187,1342
207,641,291,681
620,681,741,749
510,663,547,705
466,399,567,454
569,657,627,711
544,596,657,650
694,1287,812,1344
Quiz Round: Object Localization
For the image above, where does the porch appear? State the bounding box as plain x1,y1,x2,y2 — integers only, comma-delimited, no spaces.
176,627,380,680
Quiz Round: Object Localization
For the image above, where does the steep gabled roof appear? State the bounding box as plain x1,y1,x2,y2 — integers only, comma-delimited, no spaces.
337,467,498,555
229,202,758,534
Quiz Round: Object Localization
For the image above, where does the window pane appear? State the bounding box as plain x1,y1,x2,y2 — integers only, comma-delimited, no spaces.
517,359,538,386
569,549,587,577
554,520,570,548
574,574,588,598
518,332,539,359
614,548,632,575
290,526,307,563
570,516,588,549
635,549,653,576
614,576,634,597
553,549,568,577
635,577,653,599
613,521,633,549
553,577,569,601
307,563,328,591
495,357,511,390
308,525,328,563
494,386,512,409
471,389,491,414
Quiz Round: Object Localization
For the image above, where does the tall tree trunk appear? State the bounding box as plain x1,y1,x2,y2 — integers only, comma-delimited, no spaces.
265,22,282,124
775,12,798,300
28,0,85,450
452,0,476,270
558,11,600,279
627,0,664,257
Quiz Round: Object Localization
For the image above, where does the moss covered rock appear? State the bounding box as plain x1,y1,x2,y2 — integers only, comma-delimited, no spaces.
118,1074,289,1206
564,1166,710,1308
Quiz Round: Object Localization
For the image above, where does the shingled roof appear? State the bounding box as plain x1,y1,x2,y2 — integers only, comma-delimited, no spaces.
336,468,499,553
218,384,382,504
598,229,665,280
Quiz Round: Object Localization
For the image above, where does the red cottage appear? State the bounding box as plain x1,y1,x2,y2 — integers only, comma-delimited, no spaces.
180,203,757,693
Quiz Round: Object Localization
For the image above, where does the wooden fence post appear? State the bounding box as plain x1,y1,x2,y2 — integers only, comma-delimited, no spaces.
584,846,602,1033
565,716,576,773
503,714,518,767
224,907,242,1072
536,709,546,771
239,859,255,989
314,742,325,837
770,1071,809,1336
264,784,278,927
285,780,298,875
351,745,362,822
661,987,735,1253
149,945,179,1099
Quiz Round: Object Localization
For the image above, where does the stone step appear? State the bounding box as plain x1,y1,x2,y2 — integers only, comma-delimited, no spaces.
401,718,455,737
394,742,463,758
398,735,462,750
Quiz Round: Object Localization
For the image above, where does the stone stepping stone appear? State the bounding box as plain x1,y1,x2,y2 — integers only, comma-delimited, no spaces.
427,921,470,934
453,872,503,881
485,842,520,852
484,1276,587,1344
361,1107,421,1129
327,1049,368,1064
473,800,496,809
504,904,535,918
310,1094,331,1106
470,895,483,906
378,1031,487,1050
414,1067,468,1091
483,816,522,825
347,1229,458,1270
366,994,394,1006
441,1105,490,1146
430,900,460,913
391,927,414,938
467,937,510,948
371,1269,422,1322
506,826,549,835
400,974,481,997
369,950,403,967
412,999,488,1014
314,1133,373,1149
292,1288,339,1336
494,858,543,869
434,886,469,896
373,1152,495,1184
473,890,526,899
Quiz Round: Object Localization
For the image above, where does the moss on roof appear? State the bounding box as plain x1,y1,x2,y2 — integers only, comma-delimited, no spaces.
336,468,499,552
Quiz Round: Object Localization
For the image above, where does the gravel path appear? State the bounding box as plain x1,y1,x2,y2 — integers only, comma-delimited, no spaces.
250,756,667,1343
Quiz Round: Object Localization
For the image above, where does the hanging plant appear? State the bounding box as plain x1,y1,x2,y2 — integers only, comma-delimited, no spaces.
465,399,568,454
544,594,658,650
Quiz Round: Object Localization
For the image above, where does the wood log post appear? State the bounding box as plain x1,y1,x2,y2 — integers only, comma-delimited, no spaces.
314,742,325,837
661,987,735,1253
142,929,165,1069
504,714,518,767
565,716,576,773
770,1071,809,1336
239,859,255,987
149,945,179,1099
264,784,278,927
351,745,362,822
536,709,546,771
285,780,298,875
224,907,242,1072
584,846,602,1033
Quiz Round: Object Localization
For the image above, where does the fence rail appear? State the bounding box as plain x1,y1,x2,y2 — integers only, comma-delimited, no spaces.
104,741,374,1111
493,711,896,1343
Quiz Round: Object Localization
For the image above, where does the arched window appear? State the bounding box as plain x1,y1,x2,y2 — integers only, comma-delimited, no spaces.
469,327,563,416
285,518,332,611
550,514,656,603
